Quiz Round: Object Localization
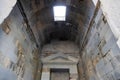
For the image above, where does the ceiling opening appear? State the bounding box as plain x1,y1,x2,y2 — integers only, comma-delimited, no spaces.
53,6,66,21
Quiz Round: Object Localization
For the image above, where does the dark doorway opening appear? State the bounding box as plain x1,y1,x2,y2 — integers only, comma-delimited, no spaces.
50,68,70,80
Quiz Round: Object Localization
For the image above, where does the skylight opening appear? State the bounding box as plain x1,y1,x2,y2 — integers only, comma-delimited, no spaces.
53,6,66,21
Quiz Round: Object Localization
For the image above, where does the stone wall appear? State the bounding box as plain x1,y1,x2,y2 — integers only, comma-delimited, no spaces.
41,41,79,58
92,0,120,39
0,5,41,80
41,64,78,80
41,41,79,80
79,6,120,80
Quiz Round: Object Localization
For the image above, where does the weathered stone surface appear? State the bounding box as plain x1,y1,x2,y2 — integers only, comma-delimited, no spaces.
79,5,120,80
0,0,120,80
0,5,41,80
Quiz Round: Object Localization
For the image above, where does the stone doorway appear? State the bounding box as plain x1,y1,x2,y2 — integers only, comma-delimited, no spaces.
50,69,70,80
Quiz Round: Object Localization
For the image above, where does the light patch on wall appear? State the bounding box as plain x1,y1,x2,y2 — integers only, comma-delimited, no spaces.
117,37,120,48
53,6,66,21
92,0,98,5
0,0,17,24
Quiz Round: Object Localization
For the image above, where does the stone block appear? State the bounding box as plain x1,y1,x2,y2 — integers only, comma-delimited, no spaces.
112,67,120,80
104,62,113,74
96,59,105,69
95,8,102,24
102,75,108,80
96,64,106,76
110,44,120,58
99,22,108,39
110,57,120,69
106,72,114,80
104,51,113,62
0,66,17,80
102,36,116,56
104,28,113,42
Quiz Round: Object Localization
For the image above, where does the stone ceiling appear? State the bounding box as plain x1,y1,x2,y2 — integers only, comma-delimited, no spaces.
18,0,95,46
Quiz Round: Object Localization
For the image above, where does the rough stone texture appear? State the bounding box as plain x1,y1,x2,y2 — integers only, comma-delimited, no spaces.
92,0,120,38
0,5,41,80
79,7,120,80
0,0,120,80
19,0,95,45
100,0,120,39
41,41,79,58
41,41,79,80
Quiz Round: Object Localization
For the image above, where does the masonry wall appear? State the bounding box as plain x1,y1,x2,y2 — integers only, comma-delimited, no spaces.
0,5,41,80
41,41,79,80
41,41,79,58
79,7,120,80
